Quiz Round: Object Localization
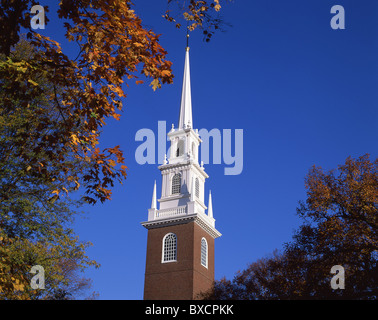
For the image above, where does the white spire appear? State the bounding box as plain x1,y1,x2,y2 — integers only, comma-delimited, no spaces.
208,190,213,218
151,180,157,209
178,47,193,129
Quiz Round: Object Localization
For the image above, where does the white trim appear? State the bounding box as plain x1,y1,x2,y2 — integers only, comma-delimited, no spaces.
161,232,177,263
141,213,222,239
201,237,208,268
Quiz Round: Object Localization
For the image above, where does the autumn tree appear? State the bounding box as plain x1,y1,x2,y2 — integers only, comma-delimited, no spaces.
0,0,227,203
1,0,227,299
202,155,378,300
287,154,378,299
164,0,230,42
0,229,98,300
1,1,170,204
0,39,98,300
43,257,98,300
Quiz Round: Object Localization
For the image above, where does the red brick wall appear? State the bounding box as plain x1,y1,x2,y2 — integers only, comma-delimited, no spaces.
143,221,214,300
193,222,214,298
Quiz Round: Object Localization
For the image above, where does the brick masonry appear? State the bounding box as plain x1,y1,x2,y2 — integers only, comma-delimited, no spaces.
143,221,214,300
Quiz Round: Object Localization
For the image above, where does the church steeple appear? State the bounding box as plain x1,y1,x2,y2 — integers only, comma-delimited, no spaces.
142,44,219,230
141,41,221,300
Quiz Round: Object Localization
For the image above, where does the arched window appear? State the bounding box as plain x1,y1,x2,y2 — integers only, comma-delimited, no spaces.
201,237,208,268
195,178,200,198
172,173,181,194
176,140,184,157
162,233,177,263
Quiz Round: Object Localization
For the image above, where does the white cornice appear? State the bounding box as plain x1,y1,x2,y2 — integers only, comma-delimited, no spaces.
141,213,221,239
158,161,191,171
194,216,222,239
158,160,208,179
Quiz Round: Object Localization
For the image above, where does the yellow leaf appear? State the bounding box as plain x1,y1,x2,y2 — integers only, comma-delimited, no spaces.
27,79,39,86
71,134,80,146
150,78,160,91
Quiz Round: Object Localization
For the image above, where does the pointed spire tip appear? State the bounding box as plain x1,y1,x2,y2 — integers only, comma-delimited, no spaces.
178,41,193,129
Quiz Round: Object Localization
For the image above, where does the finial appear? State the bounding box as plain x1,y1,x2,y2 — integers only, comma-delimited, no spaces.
186,27,190,51
151,180,157,209
208,190,213,218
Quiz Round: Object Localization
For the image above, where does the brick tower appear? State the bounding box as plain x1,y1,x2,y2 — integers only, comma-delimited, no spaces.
141,43,221,300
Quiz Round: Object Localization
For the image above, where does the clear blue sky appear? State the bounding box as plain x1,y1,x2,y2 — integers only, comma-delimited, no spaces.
34,0,378,299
